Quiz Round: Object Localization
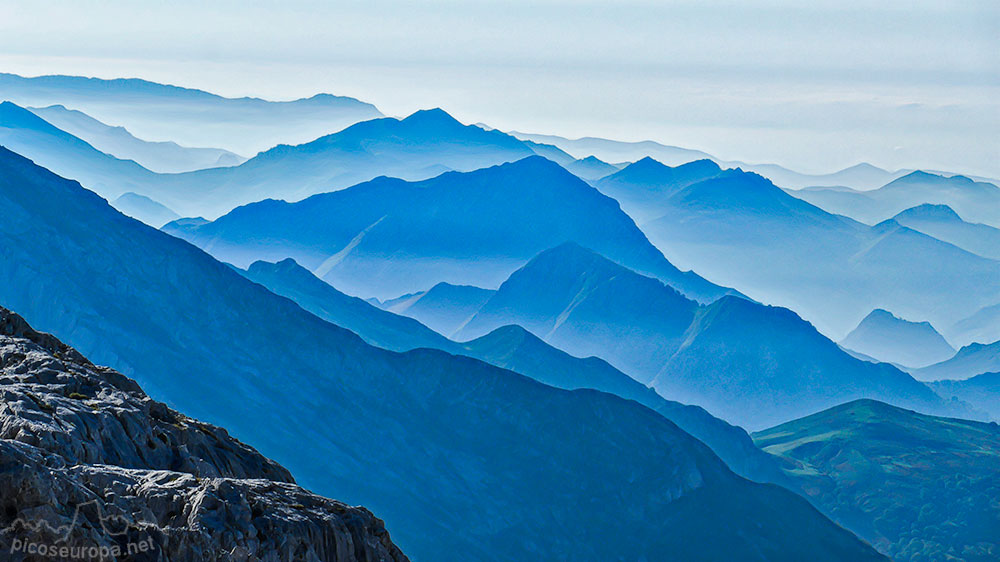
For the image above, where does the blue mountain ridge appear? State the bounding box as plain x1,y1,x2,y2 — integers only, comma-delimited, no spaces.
0,145,886,561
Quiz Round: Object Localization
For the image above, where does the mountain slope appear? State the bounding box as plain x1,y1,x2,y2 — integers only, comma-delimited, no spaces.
890,204,1000,260
653,296,962,429
459,325,789,485
912,340,1000,382
637,166,1000,338
0,146,885,562
0,72,382,155
0,305,408,561
242,257,786,485
381,282,496,338
242,258,454,353
840,309,955,368
165,156,735,302
754,399,1000,562
791,171,1000,228
0,100,155,200
29,104,246,172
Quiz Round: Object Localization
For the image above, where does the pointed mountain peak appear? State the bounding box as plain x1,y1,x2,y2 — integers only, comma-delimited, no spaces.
401,107,464,128
622,156,670,174
841,162,885,173
480,154,575,180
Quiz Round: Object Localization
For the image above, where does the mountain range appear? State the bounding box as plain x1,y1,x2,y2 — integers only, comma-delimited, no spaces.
790,171,1000,229
0,145,887,561
755,399,1000,562
29,104,246,172
605,160,1000,340
840,309,956,369
0,72,382,155
453,243,969,429
165,155,734,303
0,100,155,200
242,257,788,486
509,130,915,190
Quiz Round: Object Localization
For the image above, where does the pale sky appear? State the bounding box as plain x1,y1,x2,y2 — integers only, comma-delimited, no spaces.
2,0,998,176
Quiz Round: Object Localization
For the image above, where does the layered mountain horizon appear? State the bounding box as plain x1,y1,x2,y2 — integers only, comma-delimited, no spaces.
0,145,890,561
2,69,994,561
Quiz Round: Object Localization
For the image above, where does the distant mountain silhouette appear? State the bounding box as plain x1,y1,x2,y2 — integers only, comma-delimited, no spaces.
890,204,1000,260
912,340,1000,382
456,243,967,429
165,156,736,303
949,303,1000,348
629,163,1000,338
147,108,569,217
752,162,902,190
563,155,621,180
112,192,179,228
840,309,955,368
508,130,917,190
596,157,723,223
509,131,713,166
0,72,381,155
29,104,246,173
381,282,495,337
0,146,885,561
791,171,1000,228
931,372,1000,421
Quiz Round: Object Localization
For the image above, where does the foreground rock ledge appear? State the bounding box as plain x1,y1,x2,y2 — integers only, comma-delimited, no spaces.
0,306,408,562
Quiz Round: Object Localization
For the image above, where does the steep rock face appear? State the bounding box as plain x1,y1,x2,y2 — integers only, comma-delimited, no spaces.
0,306,407,562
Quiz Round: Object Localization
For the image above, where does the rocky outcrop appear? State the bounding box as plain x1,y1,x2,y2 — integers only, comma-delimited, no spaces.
0,306,407,562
